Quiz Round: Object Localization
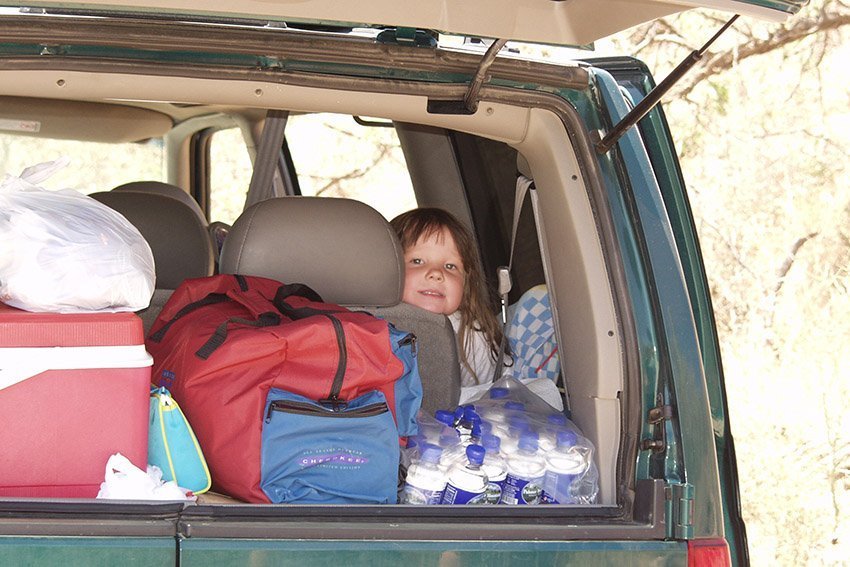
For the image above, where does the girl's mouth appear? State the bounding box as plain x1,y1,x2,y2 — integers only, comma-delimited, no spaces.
418,289,444,298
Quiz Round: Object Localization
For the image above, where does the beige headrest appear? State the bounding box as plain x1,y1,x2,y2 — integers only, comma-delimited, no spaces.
220,197,404,306
90,191,214,289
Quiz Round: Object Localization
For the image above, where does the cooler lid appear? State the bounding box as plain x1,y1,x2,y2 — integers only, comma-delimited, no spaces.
0,303,145,347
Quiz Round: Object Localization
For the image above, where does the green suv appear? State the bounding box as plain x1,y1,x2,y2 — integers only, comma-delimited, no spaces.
0,1,807,565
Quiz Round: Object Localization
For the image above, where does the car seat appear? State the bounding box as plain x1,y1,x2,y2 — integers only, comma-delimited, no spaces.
219,196,461,414
112,180,229,260
89,191,215,331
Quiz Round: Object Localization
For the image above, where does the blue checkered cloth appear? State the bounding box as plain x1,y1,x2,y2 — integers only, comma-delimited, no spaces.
505,285,560,382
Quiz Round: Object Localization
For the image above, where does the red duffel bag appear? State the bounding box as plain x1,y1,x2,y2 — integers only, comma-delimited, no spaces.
145,274,421,502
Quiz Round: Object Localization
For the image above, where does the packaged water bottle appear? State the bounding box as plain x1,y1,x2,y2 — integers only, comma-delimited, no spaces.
438,427,463,471
480,434,507,504
456,406,482,443
498,415,533,454
489,387,510,400
440,444,489,505
540,413,569,452
435,409,456,428
500,432,546,505
477,388,510,425
541,430,591,504
401,434,423,469
400,443,447,505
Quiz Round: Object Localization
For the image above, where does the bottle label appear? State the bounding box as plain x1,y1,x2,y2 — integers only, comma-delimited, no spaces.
441,483,487,505
484,479,505,505
540,470,578,504
401,484,444,505
500,474,543,505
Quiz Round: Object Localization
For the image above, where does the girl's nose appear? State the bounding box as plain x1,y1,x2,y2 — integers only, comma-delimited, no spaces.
427,268,444,281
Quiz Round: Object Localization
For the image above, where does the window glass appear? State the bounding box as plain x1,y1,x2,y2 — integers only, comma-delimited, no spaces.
0,134,164,194
285,113,416,220
209,127,254,225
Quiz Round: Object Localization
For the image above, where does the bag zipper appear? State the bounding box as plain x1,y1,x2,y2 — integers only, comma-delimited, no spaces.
398,332,417,356
265,399,388,422
319,314,348,409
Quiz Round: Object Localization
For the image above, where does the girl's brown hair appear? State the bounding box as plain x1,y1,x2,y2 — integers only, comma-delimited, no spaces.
391,208,503,384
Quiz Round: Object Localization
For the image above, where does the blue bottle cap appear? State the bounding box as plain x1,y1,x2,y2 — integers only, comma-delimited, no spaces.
466,444,486,466
453,406,466,420
489,387,510,399
504,401,525,412
508,414,530,429
462,405,480,422
547,413,568,426
434,409,455,426
518,432,539,452
419,443,443,464
482,434,501,451
557,430,578,448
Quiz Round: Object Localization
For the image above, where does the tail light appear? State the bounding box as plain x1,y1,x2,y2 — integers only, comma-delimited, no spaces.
688,538,731,567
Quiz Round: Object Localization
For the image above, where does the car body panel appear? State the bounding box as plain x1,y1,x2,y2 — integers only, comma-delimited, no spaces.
8,0,805,45
179,538,688,566
588,55,749,565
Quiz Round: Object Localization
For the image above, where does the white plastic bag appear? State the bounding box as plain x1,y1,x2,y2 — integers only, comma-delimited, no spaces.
0,158,155,313
96,453,195,501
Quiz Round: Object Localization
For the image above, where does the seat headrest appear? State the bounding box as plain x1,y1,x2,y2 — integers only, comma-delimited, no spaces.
90,191,215,289
220,197,403,307
113,181,207,224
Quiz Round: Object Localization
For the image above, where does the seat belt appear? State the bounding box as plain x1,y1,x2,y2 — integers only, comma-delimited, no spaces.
244,109,289,210
492,175,568,411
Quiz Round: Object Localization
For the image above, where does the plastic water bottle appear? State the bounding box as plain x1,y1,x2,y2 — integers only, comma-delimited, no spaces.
438,427,463,471
500,432,546,505
478,389,510,425
400,443,447,505
498,414,533,454
480,434,507,504
541,430,587,504
489,387,510,400
540,413,569,452
434,409,455,428
440,444,488,505
456,406,481,443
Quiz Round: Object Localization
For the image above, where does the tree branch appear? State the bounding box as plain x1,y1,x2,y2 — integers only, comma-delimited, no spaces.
672,9,850,98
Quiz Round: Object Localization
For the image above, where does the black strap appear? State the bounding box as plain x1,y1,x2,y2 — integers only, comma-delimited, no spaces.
195,311,281,360
147,293,230,343
149,275,251,343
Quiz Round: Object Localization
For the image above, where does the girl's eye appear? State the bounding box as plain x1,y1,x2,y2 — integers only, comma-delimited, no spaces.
445,263,457,271
410,258,423,265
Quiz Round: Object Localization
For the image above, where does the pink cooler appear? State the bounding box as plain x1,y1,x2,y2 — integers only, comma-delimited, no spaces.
0,303,151,497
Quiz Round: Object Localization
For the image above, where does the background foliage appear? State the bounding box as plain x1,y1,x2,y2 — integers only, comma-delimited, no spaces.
601,2,850,564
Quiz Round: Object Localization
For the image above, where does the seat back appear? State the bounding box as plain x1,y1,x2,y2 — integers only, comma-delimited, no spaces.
220,196,460,414
90,191,215,331
112,180,206,223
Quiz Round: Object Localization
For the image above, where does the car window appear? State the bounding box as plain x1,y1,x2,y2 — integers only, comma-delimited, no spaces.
209,127,254,224
285,113,416,220
0,133,164,193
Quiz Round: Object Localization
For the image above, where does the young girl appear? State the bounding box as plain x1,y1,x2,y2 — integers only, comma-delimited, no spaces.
390,208,504,400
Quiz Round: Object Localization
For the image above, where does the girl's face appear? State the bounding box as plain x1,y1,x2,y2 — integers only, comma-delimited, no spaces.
402,228,465,315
